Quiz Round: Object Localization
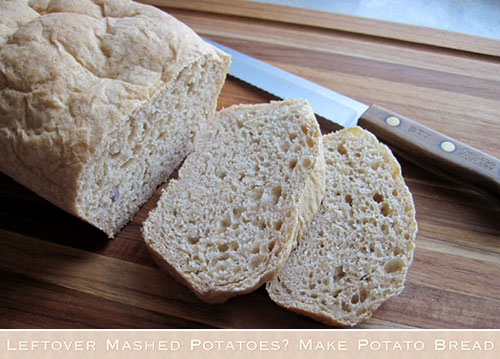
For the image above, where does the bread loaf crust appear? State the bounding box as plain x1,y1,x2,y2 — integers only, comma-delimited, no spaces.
0,0,230,236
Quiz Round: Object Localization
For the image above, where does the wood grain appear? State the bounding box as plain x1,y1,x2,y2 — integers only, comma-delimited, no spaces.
1,1,499,329
140,0,500,57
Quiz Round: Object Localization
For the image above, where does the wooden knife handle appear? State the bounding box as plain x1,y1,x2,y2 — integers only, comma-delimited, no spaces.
358,105,500,199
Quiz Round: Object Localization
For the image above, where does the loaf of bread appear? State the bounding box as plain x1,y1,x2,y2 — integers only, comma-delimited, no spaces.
0,0,230,237
142,99,326,303
266,127,417,326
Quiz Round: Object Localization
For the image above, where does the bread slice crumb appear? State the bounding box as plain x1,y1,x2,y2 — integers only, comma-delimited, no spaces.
142,99,326,303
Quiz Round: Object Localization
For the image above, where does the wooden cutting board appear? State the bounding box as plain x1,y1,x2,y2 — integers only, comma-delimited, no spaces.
1,0,499,329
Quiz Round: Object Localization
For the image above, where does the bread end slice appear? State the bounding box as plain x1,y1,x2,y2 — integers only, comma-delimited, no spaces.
266,126,417,326
142,99,326,303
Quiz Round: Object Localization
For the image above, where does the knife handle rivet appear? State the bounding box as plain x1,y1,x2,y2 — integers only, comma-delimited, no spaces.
440,140,456,153
385,116,401,127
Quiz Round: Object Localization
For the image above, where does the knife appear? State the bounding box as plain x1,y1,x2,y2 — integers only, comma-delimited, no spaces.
205,38,500,199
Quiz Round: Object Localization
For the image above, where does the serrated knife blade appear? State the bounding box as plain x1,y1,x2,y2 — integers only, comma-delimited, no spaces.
204,38,368,128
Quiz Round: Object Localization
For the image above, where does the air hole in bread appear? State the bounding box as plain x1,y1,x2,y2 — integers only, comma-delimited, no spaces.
273,220,283,231
334,265,345,281
373,192,384,203
259,220,266,230
356,307,367,316
359,287,369,303
345,194,353,206
351,294,359,304
337,143,347,155
110,149,121,159
384,258,405,273
341,302,351,312
232,207,242,218
272,185,282,201
218,243,229,252
289,132,298,141
301,125,309,135
188,236,200,245
307,137,315,147
221,216,231,228
381,202,391,216
289,159,297,170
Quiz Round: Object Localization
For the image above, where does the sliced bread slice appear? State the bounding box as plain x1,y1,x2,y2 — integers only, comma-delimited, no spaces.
266,126,417,326
142,98,326,303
